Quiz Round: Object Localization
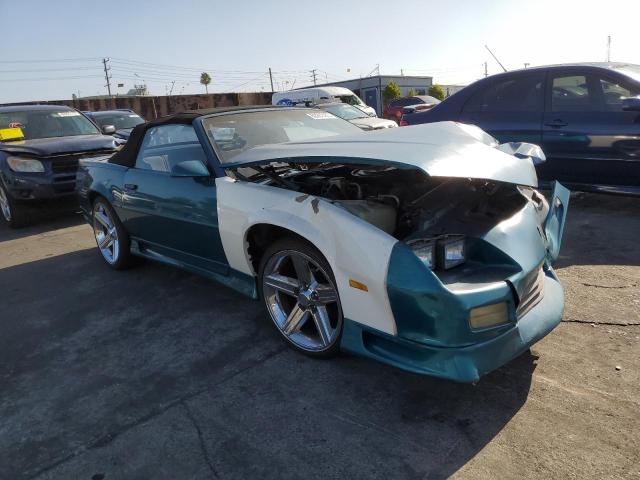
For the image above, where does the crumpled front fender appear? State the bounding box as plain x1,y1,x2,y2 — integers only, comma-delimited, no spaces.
544,181,570,263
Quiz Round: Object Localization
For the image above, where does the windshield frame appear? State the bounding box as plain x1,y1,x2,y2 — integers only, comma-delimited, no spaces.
199,107,362,165
612,64,640,85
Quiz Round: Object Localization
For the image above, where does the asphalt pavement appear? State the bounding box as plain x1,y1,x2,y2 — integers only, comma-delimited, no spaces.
0,193,638,480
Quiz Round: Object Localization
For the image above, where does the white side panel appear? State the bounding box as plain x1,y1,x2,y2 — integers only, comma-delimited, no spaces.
216,177,399,336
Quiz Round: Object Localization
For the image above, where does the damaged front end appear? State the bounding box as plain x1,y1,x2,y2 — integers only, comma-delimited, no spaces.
230,160,569,382
222,122,569,381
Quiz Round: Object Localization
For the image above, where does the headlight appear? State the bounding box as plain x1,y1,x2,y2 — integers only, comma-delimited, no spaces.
407,238,435,269
7,156,45,173
438,235,466,270
408,235,466,270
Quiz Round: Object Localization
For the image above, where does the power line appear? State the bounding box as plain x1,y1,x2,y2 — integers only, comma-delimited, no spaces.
0,57,101,64
0,75,104,82
0,66,99,73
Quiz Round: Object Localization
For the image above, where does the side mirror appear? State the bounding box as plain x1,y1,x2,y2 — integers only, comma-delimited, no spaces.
102,125,116,135
171,160,210,177
497,142,546,165
622,96,640,112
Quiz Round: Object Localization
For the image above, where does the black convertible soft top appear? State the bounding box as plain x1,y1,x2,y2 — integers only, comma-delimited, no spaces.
108,105,282,167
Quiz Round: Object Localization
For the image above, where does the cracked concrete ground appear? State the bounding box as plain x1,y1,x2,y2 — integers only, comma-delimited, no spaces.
0,193,638,479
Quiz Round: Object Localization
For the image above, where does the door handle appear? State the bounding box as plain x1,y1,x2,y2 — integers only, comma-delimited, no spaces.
124,183,138,191
544,119,568,128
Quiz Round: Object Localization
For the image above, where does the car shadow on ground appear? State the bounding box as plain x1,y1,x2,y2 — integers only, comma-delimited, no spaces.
0,209,84,242
0,248,536,479
551,193,640,268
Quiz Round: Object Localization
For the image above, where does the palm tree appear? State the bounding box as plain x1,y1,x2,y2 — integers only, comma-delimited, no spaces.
200,72,211,94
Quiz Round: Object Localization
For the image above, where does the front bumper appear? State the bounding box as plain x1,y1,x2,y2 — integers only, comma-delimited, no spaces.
341,269,564,382
1,169,77,202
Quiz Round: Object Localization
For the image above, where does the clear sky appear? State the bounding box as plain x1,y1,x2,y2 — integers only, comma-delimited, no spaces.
2,0,639,103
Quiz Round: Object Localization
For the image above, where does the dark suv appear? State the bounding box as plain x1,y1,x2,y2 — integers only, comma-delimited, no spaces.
0,105,120,227
403,63,640,195
83,109,145,141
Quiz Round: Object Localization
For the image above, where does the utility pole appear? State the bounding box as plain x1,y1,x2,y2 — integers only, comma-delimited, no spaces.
169,80,175,96
607,35,611,62
484,45,507,72
310,69,318,86
268,67,274,92
524,63,530,69
102,58,112,97
484,62,488,77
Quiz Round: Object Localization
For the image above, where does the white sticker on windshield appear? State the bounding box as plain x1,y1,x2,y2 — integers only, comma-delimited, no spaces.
53,111,81,117
306,111,334,120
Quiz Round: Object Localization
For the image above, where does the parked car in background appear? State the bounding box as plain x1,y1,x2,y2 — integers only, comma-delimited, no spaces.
0,105,121,227
399,103,440,124
84,109,145,141
383,95,441,122
77,105,569,382
403,63,640,196
272,86,377,116
316,103,397,130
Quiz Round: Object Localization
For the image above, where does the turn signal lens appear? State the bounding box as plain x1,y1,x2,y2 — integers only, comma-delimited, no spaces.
469,302,509,330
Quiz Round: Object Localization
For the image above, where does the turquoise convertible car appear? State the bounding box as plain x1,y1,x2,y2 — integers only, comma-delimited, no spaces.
77,106,569,382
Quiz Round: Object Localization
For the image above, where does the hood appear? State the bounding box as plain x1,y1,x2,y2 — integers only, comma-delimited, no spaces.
225,121,538,187
0,134,120,157
114,128,132,140
349,117,397,130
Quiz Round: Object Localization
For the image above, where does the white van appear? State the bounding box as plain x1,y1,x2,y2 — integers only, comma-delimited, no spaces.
272,86,377,116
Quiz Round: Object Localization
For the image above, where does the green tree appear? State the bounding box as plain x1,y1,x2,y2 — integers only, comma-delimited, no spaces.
428,84,445,101
200,72,212,94
383,80,402,105
406,88,417,97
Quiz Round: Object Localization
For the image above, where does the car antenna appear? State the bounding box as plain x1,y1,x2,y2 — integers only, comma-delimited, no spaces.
484,45,507,72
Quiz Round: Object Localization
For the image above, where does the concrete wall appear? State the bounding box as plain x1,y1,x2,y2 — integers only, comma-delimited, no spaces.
1,92,272,120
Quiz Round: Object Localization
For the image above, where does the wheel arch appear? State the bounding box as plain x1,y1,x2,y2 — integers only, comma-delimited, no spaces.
244,223,325,276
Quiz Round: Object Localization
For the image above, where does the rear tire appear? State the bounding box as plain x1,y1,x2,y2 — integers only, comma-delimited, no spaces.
91,198,134,270
0,182,31,229
258,237,343,358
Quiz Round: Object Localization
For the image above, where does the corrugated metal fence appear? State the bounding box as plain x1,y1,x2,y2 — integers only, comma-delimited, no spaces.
1,92,272,119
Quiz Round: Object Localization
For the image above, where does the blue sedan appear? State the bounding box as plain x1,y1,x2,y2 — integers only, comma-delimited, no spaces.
403,63,640,196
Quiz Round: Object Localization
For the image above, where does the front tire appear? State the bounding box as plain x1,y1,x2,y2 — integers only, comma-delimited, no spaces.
258,238,343,358
92,198,133,270
0,182,31,228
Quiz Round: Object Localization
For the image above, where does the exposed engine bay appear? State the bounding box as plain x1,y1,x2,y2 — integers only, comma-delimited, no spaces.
236,163,536,242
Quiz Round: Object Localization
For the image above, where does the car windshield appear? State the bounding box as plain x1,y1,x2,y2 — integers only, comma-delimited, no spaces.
91,112,145,130
613,64,640,84
202,109,362,163
338,94,364,106
321,103,369,120
0,109,100,141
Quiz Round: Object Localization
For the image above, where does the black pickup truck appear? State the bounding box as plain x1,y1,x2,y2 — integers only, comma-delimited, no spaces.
0,105,122,227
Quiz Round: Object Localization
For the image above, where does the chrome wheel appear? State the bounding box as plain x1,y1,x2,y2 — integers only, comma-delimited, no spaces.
0,185,11,222
262,250,342,352
93,203,119,264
